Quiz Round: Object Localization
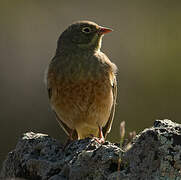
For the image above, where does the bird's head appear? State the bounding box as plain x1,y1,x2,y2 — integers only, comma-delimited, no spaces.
56,21,112,53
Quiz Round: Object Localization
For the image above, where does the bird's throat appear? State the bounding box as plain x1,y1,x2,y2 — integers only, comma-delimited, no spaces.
77,34,102,51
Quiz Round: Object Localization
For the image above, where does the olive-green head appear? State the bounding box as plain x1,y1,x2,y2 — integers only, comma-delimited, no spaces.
56,20,112,53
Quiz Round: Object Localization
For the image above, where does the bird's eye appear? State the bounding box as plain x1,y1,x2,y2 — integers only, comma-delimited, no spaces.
82,27,91,34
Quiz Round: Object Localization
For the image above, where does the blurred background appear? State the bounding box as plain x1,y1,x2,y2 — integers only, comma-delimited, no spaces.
0,0,181,167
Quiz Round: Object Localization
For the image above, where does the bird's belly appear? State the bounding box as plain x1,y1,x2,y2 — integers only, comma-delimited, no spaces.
51,78,113,135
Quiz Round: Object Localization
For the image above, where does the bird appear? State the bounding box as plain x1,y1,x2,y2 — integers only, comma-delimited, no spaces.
45,20,117,143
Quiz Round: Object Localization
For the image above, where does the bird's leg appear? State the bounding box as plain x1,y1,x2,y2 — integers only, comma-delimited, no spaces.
69,129,74,140
62,129,75,150
93,125,105,144
98,125,105,143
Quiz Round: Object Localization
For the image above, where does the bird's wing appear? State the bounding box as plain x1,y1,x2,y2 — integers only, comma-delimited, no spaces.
102,75,117,138
46,55,78,140
47,88,78,140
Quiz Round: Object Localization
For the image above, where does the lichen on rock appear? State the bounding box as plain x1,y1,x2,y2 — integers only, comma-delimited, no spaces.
1,119,181,180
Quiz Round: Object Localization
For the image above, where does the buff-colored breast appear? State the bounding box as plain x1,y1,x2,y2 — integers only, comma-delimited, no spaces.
49,71,113,139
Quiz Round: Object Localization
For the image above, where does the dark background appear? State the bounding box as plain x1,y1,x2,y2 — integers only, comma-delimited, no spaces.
1,0,181,166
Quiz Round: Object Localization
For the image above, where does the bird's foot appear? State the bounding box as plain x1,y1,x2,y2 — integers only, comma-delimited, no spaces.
62,138,73,151
62,129,76,151
93,137,105,144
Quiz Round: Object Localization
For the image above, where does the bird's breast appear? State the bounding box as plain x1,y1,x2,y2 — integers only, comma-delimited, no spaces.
52,76,112,127
47,52,115,130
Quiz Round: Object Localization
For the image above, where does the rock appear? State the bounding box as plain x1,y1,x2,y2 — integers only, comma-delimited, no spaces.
1,119,181,180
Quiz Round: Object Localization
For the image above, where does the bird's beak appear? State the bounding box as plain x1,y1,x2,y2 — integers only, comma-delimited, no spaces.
98,26,113,35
